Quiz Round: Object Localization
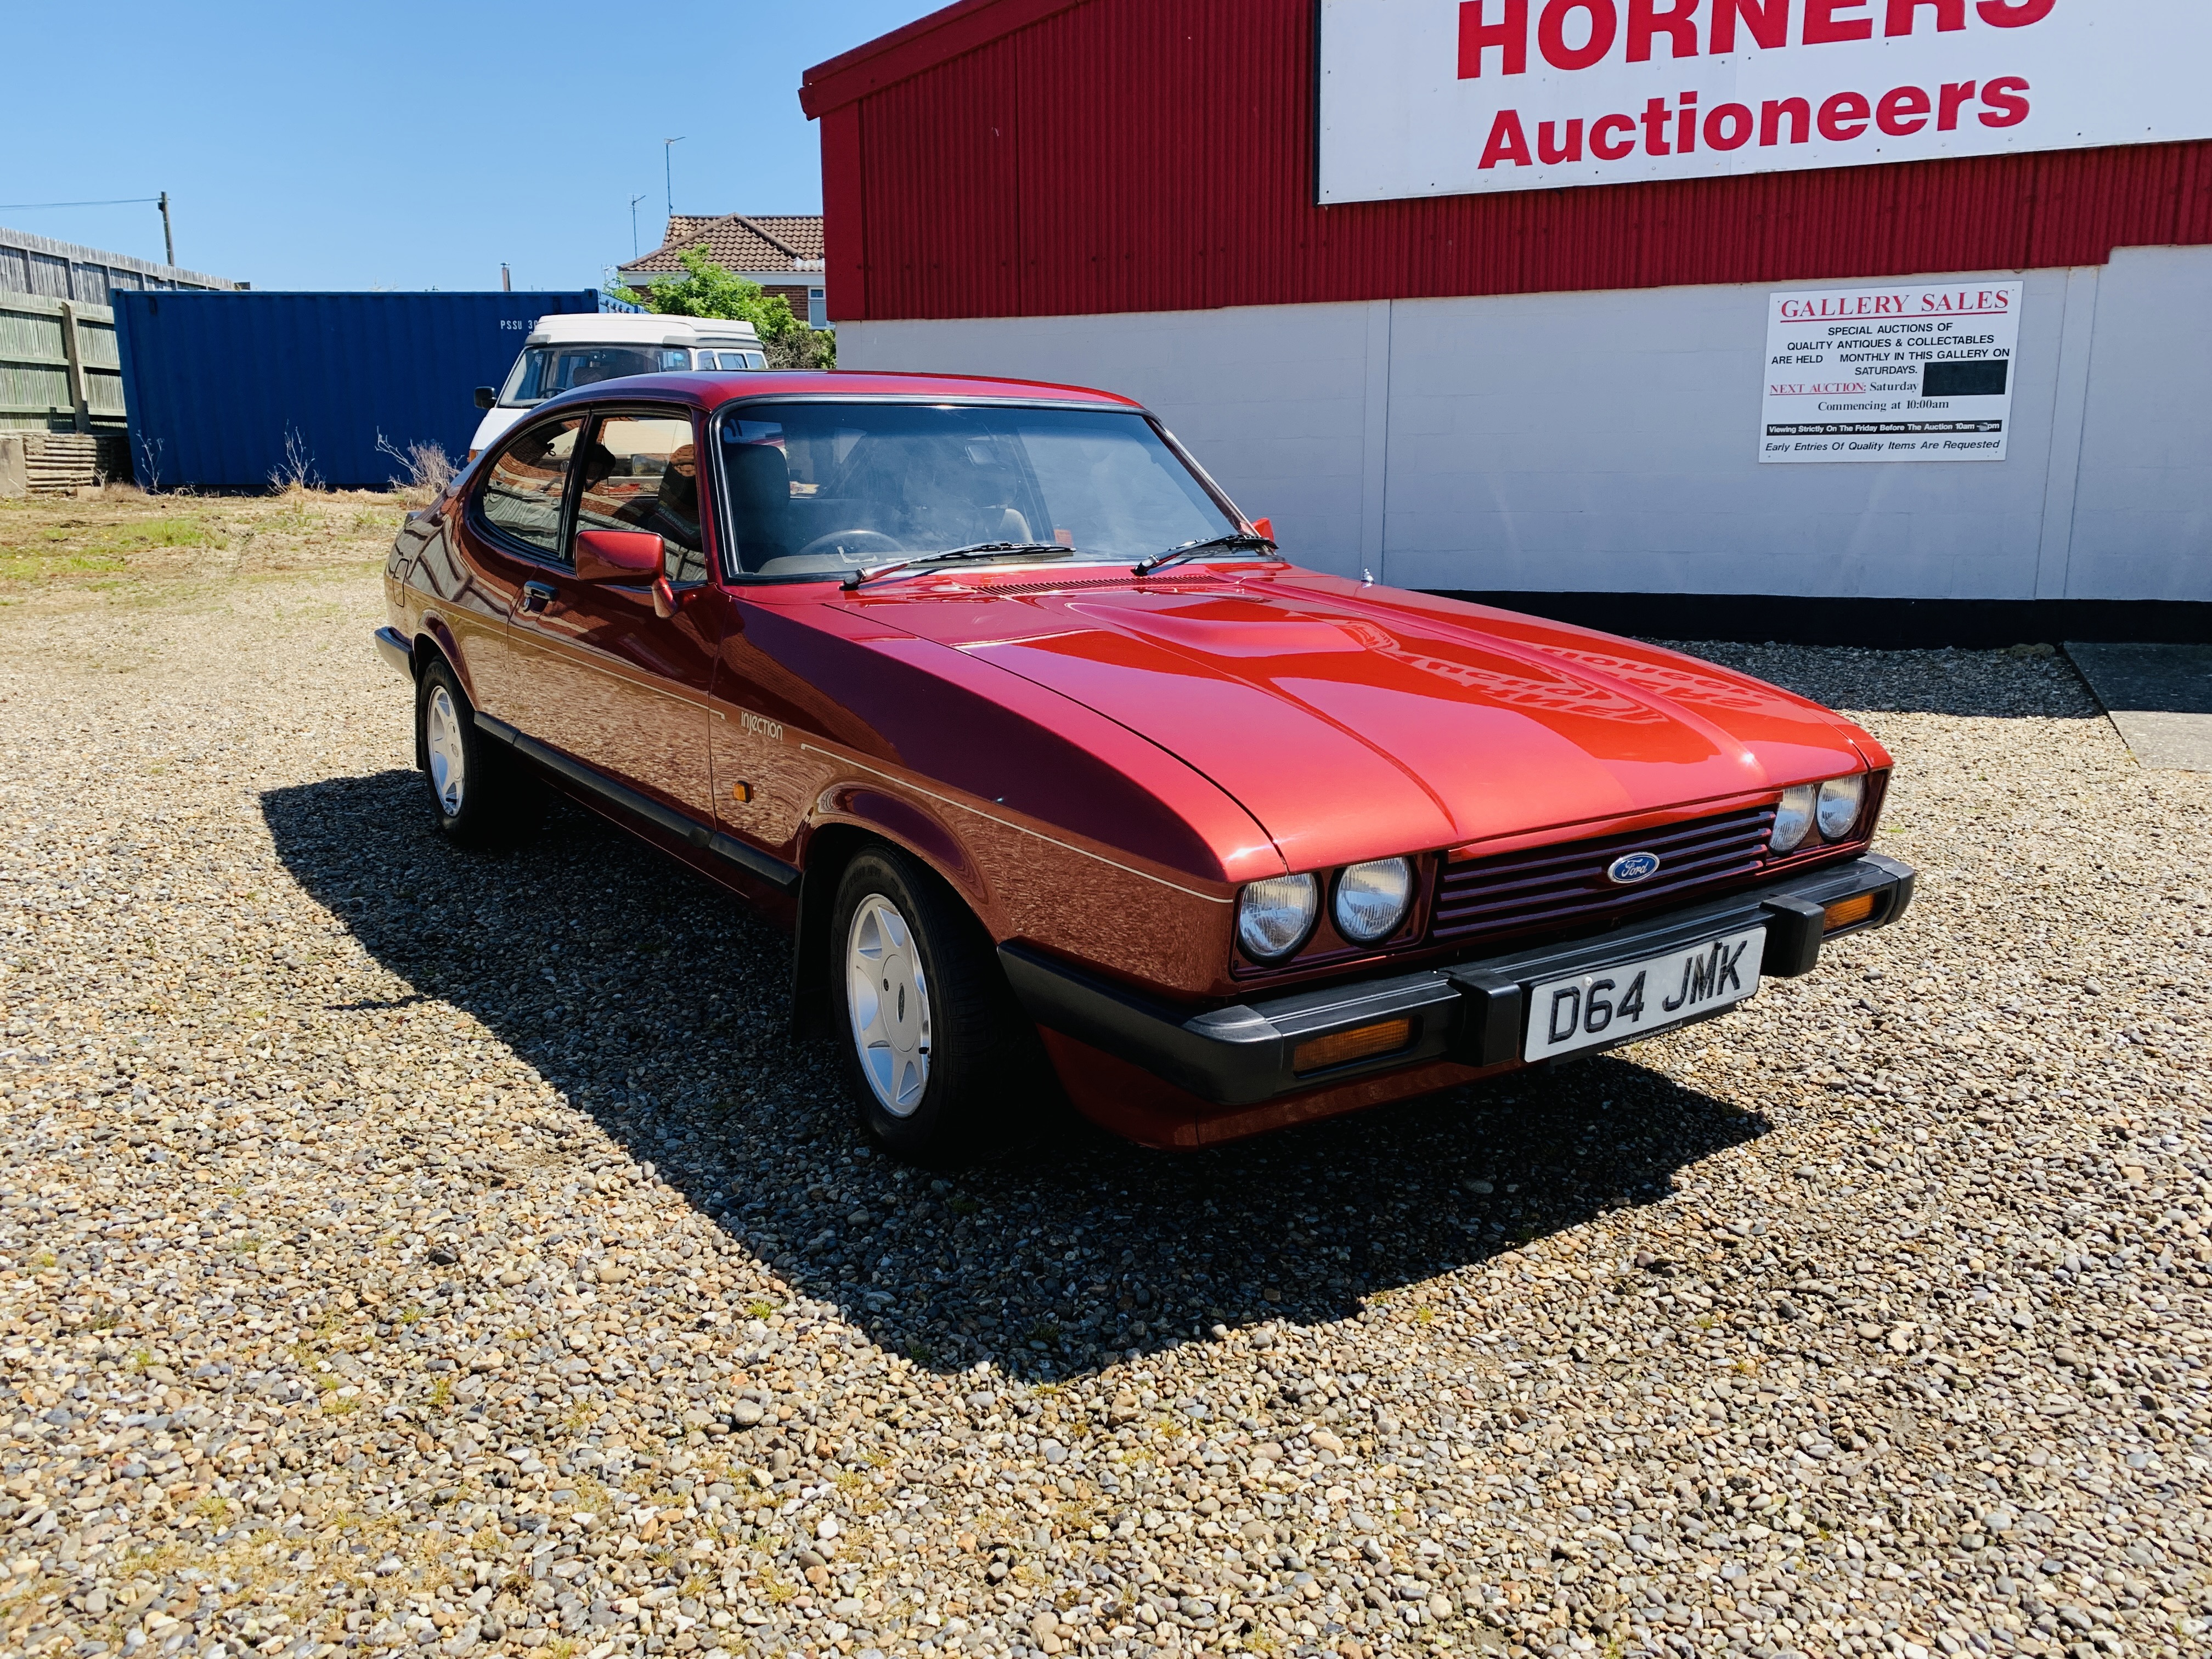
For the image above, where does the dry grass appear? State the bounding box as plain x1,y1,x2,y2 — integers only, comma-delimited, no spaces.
374,431,458,507
0,482,407,617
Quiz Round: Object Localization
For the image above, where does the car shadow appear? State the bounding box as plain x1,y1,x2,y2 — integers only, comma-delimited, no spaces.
263,769,1770,1385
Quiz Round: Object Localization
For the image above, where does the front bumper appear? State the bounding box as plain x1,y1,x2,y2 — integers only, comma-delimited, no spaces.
1001,851,1914,1108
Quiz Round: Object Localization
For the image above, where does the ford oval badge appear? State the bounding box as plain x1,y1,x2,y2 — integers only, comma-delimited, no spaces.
1607,851,1662,885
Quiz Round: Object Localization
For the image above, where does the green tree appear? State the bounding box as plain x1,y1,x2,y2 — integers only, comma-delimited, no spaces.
619,247,834,369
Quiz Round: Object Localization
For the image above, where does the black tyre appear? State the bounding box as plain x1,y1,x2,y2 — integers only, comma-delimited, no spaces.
830,845,1050,1164
415,656,540,848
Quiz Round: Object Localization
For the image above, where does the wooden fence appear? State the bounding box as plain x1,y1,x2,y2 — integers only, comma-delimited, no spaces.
0,293,125,435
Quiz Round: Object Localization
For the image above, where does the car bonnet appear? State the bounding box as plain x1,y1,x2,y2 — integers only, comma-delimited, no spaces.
849,569,1878,873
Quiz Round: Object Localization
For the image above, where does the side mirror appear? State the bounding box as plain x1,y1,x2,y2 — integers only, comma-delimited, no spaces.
1250,516,1275,543
473,386,498,410
573,528,665,583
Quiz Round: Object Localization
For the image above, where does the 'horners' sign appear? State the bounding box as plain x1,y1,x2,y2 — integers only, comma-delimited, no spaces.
1318,1,2210,203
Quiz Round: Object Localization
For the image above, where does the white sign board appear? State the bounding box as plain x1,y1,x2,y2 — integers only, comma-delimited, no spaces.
1319,1,2212,204
1759,280,2022,462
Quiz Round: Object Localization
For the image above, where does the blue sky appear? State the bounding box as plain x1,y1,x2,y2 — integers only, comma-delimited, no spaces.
2,1,939,293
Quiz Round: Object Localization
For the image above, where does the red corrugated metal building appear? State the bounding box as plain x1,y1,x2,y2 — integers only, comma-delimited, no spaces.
804,0,2212,639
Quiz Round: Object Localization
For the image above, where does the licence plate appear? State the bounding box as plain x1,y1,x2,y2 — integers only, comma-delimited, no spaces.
1523,926,1766,1063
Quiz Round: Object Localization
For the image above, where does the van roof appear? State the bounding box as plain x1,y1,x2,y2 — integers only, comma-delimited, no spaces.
523,312,761,347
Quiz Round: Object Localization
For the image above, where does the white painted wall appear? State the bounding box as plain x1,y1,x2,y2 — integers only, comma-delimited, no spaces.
840,245,2212,603
2066,248,2212,604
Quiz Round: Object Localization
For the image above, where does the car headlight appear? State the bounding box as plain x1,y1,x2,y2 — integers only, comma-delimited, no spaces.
1334,857,1414,945
1237,873,1318,961
1771,785,1817,854
1817,774,1865,840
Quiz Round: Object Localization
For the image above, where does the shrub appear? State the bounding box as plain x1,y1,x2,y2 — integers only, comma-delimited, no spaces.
619,247,836,369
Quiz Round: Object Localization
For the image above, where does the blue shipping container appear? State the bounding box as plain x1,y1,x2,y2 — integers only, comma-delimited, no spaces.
113,290,626,491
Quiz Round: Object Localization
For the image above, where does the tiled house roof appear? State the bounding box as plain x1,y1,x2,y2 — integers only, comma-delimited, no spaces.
619,215,825,279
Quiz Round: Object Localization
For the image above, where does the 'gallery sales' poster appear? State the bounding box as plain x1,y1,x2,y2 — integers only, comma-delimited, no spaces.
1760,281,2023,464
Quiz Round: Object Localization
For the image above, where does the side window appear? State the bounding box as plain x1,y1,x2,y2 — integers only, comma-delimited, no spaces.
478,418,582,557
575,413,707,583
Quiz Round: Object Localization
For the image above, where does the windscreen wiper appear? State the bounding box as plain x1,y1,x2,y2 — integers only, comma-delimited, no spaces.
1131,530,1279,577
841,541,1074,591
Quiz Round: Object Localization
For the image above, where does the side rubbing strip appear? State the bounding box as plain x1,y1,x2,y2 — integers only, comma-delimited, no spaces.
474,712,799,894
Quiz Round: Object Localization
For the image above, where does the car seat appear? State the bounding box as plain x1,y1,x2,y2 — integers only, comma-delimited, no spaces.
726,444,794,571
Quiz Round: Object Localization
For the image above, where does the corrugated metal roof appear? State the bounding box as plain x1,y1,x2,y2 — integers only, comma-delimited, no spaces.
802,0,1085,116
815,0,2212,324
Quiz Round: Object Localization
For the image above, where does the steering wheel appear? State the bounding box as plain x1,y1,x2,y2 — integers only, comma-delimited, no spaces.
795,529,906,564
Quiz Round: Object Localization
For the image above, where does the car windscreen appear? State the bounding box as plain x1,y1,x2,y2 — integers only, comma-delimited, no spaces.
714,402,1240,578
500,345,692,406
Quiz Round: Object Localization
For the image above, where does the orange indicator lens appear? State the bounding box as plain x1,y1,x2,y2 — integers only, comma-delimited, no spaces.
1292,1018,1414,1075
1823,893,1876,932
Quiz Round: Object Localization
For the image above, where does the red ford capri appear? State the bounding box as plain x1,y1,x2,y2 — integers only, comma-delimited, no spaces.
376,371,1914,1162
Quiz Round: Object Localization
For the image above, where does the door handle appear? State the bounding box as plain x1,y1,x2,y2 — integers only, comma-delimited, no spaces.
520,582,555,616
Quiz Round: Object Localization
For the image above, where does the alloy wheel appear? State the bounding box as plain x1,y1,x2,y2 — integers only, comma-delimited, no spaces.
845,893,932,1116
425,685,467,815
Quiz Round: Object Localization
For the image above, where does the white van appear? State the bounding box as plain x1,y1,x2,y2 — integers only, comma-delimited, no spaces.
468,313,766,456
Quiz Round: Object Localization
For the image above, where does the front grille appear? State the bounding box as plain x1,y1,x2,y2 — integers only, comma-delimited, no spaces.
1431,806,1777,948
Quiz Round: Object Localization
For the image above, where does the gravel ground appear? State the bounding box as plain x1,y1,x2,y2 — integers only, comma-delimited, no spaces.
1,510,2208,1659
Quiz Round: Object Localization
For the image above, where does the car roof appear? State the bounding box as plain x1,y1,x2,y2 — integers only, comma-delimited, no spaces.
537,369,1147,413
524,313,760,345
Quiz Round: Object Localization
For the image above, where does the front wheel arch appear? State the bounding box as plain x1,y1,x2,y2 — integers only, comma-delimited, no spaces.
789,825,890,1038
824,840,1054,1164
788,821,998,1037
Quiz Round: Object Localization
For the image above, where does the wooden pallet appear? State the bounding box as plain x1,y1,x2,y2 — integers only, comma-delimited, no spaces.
0,431,132,495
